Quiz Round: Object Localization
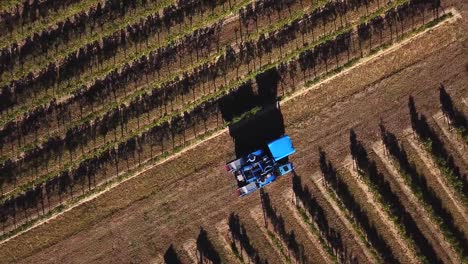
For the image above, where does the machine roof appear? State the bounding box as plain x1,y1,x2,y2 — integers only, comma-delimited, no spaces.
267,135,296,162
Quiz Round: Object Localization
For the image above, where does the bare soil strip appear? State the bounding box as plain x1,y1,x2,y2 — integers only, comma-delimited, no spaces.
183,239,199,263
249,206,290,264
282,189,335,264
373,143,460,264
405,129,468,221
432,112,468,159
343,156,420,264
215,220,243,264
308,173,378,263
150,254,163,264
0,8,462,246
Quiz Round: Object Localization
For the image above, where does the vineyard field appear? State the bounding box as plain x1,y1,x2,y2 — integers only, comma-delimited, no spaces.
0,0,466,263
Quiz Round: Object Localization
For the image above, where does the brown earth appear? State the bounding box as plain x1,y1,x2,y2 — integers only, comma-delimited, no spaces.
0,0,466,263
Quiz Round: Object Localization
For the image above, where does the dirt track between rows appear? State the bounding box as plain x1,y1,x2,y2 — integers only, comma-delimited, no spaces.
308,172,378,263
0,2,466,263
373,143,459,263
405,130,468,223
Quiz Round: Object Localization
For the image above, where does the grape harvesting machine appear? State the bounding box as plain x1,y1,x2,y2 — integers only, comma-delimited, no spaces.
225,135,296,197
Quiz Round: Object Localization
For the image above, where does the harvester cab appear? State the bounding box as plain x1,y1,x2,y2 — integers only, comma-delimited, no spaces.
225,135,296,197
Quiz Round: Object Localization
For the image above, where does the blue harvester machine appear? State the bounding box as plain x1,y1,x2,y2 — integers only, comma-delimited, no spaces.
225,135,296,197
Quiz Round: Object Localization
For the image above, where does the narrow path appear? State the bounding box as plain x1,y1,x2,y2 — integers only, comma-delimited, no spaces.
308,173,379,263
405,129,468,222
215,220,244,264
250,206,290,264
183,239,199,263
0,8,462,246
432,112,468,162
150,254,163,264
282,190,335,264
373,143,459,264
343,157,420,264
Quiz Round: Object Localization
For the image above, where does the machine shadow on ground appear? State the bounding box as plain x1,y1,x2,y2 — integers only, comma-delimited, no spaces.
219,67,286,158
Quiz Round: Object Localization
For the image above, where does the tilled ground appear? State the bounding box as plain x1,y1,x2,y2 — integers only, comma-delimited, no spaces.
0,0,466,263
